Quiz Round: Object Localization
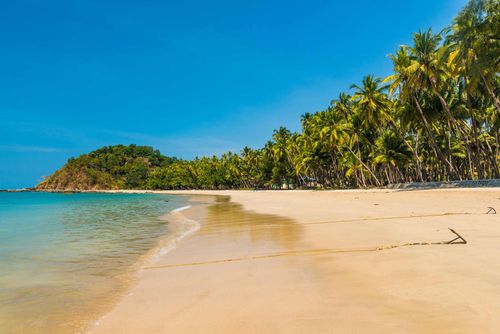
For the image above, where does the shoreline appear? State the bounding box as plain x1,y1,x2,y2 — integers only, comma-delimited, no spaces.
24,177,500,195
89,195,231,333
0,192,199,334
81,195,206,334
90,188,500,333
88,201,205,333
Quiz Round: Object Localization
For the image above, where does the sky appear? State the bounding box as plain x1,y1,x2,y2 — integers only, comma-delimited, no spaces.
0,0,468,189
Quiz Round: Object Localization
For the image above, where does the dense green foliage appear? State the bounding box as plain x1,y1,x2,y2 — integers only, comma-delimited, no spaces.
40,1,499,191
37,145,175,190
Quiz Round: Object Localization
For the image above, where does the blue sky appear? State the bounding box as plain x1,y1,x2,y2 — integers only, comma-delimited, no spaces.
0,0,468,188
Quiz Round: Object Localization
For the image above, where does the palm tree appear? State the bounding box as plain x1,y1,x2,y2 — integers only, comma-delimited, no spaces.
372,131,413,184
449,0,500,115
385,42,456,178
351,75,391,129
410,29,476,180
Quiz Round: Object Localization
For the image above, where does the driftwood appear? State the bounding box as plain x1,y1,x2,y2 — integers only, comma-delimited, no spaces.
406,228,467,245
486,207,496,214
445,228,467,244
377,228,467,250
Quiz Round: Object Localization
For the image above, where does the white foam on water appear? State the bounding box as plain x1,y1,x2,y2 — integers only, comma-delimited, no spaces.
171,205,192,213
149,205,200,261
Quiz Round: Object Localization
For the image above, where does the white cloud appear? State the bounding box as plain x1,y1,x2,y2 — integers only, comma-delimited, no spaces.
0,145,72,153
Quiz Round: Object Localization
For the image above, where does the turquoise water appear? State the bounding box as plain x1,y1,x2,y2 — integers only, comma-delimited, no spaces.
0,192,188,333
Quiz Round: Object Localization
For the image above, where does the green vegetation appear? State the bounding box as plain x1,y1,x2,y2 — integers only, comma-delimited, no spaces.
39,1,499,191
36,145,175,190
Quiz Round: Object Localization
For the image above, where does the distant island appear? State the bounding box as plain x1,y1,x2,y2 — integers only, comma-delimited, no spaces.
38,1,499,191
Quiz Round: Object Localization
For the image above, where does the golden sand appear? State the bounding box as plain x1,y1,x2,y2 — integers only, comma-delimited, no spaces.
92,188,500,333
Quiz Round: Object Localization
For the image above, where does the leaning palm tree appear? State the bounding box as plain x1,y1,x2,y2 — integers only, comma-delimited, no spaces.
385,42,456,178
449,0,500,115
447,0,500,177
409,29,474,177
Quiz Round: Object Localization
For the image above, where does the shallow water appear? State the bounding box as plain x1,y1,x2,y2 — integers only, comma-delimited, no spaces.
0,192,188,333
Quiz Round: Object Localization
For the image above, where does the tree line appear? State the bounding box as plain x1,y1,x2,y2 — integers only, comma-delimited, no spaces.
147,1,499,190
38,1,499,191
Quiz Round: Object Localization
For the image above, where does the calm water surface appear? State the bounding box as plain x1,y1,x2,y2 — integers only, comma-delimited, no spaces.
0,192,187,333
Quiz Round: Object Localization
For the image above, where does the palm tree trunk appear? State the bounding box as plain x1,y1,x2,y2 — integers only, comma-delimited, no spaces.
479,71,500,118
431,85,477,180
483,136,500,178
346,145,381,186
412,95,454,178
445,120,453,170
414,132,428,181
358,169,366,188
389,120,424,182
384,167,391,185
466,90,483,179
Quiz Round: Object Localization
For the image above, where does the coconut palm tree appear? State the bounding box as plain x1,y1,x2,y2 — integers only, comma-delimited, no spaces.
385,42,456,178
372,131,413,184
350,75,391,129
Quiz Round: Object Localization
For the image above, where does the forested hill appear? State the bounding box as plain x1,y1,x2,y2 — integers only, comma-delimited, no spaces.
36,145,176,190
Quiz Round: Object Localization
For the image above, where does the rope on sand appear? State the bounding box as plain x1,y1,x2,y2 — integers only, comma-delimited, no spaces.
144,228,467,270
300,212,472,226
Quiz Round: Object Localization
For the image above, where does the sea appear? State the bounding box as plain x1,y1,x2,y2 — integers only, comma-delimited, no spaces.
0,191,189,333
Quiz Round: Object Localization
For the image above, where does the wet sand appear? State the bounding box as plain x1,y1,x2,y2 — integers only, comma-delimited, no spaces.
92,188,500,333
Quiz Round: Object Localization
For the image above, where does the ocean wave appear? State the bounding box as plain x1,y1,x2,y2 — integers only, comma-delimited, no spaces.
171,205,192,213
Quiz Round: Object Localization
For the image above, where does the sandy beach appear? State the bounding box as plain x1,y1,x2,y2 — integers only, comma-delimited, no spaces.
91,188,500,333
